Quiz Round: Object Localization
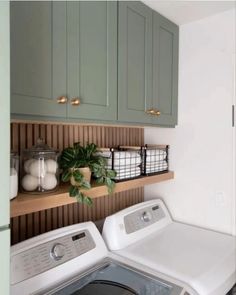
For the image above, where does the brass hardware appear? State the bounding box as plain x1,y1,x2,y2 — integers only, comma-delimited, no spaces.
71,98,81,106
145,109,155,115
57,96,68,104
154,110,161,116
145,108,161,116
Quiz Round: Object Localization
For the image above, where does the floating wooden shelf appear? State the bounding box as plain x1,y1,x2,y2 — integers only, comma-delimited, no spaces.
10,171,174,218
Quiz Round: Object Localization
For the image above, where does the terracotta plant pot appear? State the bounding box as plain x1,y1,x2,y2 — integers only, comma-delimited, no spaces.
70,167,92,186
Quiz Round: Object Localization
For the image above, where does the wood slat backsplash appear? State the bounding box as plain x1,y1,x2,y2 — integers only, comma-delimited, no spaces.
11,122,144,245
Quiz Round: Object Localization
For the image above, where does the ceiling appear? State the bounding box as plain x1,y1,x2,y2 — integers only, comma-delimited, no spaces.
142,1,236,24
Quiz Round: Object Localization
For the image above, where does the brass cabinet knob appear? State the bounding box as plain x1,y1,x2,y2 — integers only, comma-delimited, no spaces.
57,96,68,104
71,98,81,106
146,109,155,115
154,109,161,116
145,108,161,116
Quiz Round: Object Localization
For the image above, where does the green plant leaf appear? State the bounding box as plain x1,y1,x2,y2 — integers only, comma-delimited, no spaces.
91,162,101,170
97,157,106,166
92,166,103,177
69,185,79,197
61,170,72,182
105,177,111,186
75,191,83,203
106,169,117,178
73,170,83,182
96,177,104,185
105,178,115,194
80,180,91,190
75,192,93,206
84,196,93,206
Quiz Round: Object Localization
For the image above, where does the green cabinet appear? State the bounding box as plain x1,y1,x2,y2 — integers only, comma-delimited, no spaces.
0,0,10,228
67,1,117,121
118,1,153,124
152,12,179,126
0,2,10,295
11,1,117,121
11,1,178,127
118,1,178,126
10,2,67,118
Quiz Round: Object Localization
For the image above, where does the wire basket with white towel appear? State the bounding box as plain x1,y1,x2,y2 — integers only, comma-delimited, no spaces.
97,146,142,181
141,144,169,175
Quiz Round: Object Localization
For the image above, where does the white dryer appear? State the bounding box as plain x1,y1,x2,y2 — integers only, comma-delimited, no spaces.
11,221,188,295
102,200,236,295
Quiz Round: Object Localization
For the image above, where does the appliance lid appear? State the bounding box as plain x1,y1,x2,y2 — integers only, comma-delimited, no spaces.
113,222,236,295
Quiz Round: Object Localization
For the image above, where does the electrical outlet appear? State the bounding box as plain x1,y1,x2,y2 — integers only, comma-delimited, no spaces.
214,191,225,206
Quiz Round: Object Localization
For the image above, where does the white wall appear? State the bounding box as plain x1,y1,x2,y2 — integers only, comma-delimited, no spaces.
145,9,236,235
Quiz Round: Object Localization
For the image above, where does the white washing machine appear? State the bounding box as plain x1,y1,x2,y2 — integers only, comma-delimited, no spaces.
11,221,189,295
102,200,236,295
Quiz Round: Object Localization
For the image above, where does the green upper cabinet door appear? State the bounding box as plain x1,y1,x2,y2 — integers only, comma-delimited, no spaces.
67,1,117,121
118,1,179,127
152,12,179,126
10,2,67,118
118,1,153,124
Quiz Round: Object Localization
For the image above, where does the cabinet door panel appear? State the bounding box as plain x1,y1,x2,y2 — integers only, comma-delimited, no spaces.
10,2,67,118
118,1,153,124
67,1,117,121
0,4,10,292
153,13,179,126
0,1,10,227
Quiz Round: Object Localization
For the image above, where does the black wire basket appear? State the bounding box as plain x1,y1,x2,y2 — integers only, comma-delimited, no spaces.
98,146,142,182
141,144,169,176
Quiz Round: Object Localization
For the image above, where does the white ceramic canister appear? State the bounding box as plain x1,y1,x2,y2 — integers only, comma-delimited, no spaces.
21,138,59,194
10,153,19,200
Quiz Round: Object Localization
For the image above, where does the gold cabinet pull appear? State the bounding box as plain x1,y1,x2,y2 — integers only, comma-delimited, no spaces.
145,108,161,116
71,98,81,106
145,109,156,115
154,109,161,116
57,96,68,104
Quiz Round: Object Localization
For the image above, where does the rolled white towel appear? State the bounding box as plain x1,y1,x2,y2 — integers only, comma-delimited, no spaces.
115,166,140,173
107,156,141,167
145,160,167,167
146,149,167,156
145,149,167,162
106,164,141,171
98,151,142,166
116,167,141,180
98,150,140,158
145,161,168,173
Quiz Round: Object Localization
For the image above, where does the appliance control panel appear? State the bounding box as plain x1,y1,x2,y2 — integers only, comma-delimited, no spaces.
124,204,165,234
11,229,95,285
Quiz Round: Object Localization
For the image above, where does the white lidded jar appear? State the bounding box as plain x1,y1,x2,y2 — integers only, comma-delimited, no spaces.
21,138,59,194
10,153,19,200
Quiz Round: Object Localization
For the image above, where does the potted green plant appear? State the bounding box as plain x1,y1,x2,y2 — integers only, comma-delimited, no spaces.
59,142,116,205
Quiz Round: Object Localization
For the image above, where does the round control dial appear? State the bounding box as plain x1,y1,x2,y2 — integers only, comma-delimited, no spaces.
51,243,66,261
141,211,152,222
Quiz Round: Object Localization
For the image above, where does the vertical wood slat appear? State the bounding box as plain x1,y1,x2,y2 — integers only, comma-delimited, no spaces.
10,122,144,245
11,217,19,245
40,211,46,234
26,214,33,239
